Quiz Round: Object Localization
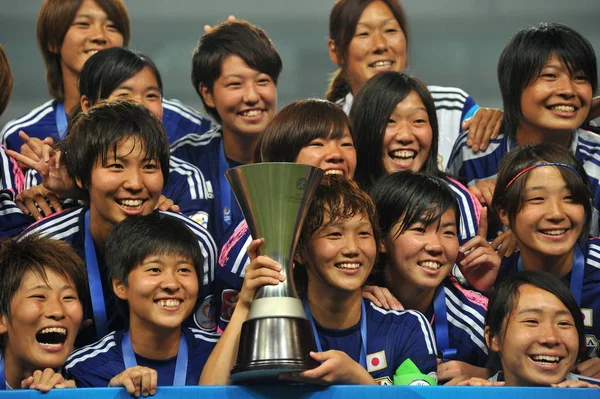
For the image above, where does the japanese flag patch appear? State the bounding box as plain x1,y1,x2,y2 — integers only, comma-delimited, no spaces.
367,350,387,372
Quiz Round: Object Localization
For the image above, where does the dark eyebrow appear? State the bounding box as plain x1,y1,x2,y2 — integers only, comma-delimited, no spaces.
525,184,569,192
116,85,161,92
517,308,572,318
440,221,457,228
26,284,74,292
356,18,397,27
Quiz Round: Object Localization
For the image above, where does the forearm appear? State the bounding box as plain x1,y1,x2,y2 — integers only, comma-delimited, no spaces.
354,369,378,385
199,304,249,385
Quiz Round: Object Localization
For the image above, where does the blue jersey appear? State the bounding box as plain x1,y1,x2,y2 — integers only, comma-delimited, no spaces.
170,128,245,245
338,85,479,170
444,176,482,245
310,299,437,385
447,128,600,235
161,98,215,144
213,177,481,331
1,100,58,152
64,327,219,387
214,220,251,331
0,146,34,238
19,206,218,344
1,99,213,151
423,277,488,368
496,239,600,359
23,155,215,224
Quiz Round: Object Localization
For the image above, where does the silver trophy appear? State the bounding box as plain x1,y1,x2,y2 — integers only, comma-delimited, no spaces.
225,163,323,382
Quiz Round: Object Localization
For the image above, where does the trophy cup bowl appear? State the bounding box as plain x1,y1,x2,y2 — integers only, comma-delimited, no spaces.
225,163,323,383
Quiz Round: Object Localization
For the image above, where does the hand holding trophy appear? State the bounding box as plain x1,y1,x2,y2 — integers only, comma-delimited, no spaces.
225,163,323,382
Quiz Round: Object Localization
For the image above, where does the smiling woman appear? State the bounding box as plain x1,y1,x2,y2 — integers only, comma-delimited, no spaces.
456,143,600,380
325,0,499,169
64,214,219,392
202,176,439,386
482,271,592,387
19,100,218,346
369,170,497,384
350,71,481,246
1,0,129,151
0,234,88,391
446,23,600,232
171,19,282,244
1,0,212,152
214,98,357,332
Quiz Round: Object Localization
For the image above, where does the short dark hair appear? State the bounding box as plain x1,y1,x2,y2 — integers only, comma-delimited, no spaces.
485,270,586,376
498,23,598,139
492,143,592,239
326,0,409,102
0,234,88,349
370,171,460,282
0,44,12,117
63,99,170,192
256,98,352,163
191,20,282,123
106,213,204,317
79,47,163,106
295,176,380,293
350,71,440,191
37,0,130,100
371,170,460,240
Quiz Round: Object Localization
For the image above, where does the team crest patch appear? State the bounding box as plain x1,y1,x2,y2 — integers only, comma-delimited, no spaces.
193,294,216,331
375,377,392,385
220,289,239,323
367,350,387,372
586,334,599,358
191,211,209,229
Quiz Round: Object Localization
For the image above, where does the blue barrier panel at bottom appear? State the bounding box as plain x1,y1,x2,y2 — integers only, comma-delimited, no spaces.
2,385,600,398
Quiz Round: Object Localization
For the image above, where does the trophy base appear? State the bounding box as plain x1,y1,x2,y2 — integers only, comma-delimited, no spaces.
230,316,319,384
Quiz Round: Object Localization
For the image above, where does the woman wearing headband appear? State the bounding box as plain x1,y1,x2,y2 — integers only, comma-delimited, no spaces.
447,23,600,241
466,143,600,379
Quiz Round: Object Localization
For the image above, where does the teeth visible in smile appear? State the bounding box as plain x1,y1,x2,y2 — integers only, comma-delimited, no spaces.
118,199,143,208
40,327,66,335
36,327,67,346
40,342,63,348
336,263,360,270
420,261,441,270
240,110,262,117
391,150,416,162
325,170,344,175
543,229,567,236
157,299,181,308
550,105,575,112
86,50,98,56
371,61,392,68
531,355,560,363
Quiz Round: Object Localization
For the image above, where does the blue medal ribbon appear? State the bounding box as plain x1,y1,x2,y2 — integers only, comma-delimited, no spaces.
432,285,457,360
55,102,68,140
0,356,5,390
302,298,367,369
122,331,188,386
517,245,584,305
218,139,232,232
84,210,108,338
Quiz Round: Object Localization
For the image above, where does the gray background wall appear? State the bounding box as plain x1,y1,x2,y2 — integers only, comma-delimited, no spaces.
1,0,599,128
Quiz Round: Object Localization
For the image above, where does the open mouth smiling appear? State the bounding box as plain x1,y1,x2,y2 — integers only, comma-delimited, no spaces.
36,326,67,348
